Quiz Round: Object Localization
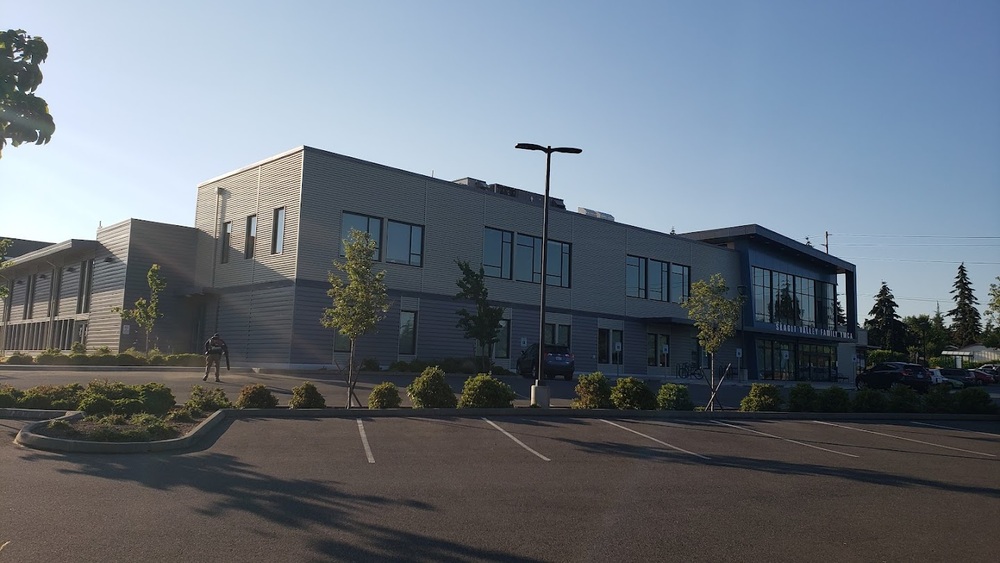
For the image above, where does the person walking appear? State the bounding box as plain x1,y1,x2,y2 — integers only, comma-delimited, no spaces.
203,333,229,382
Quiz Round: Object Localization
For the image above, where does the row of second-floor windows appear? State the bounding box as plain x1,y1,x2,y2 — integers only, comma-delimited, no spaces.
483,227,571,288
752,266,835,329
341,212,424,267
220,207,286,264
2,260,93,322
625,255,690,303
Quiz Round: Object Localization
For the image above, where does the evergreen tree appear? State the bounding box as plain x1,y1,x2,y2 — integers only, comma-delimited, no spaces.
927,304,952,357
454,260,505,373
864,282,906,352
947,263,981,347
834,295,847,328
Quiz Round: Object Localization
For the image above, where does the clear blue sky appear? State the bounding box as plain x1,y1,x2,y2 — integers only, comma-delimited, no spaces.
3,0,998,322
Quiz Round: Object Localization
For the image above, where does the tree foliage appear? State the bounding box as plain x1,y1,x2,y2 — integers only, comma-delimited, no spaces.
947,262,981,347
680,273,743,410
0,238,11,300
1,29,55,158
865,282,906,352
321,229,389,408
112,264,166,354
454,259,504,373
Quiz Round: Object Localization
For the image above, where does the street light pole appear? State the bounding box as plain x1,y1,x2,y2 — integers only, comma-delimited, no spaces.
515,143,582,408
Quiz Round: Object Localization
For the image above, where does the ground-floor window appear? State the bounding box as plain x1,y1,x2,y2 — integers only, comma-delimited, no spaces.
399,311,417,355
647,333,669,367
756,339,836,381
334,329,351,353
598,328,623,364
544,323,571,347
475,318,510,359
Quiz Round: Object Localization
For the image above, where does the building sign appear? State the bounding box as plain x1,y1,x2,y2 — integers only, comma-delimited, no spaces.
772,323,853,339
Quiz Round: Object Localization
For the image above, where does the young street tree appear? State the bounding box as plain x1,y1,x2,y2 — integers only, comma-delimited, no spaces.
1,29,56,158
680,272,744,411
454,259,504,373
948,262,981,347
864,282,906,352
111,264,166,354
322,229,389,408
984,277,1000,347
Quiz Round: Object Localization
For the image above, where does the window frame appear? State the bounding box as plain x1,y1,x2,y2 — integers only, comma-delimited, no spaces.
221,221,232,264
386,220,424,267
245,214,257,259
483,227,513,279
399,310,417,355
271,207,285,255
341,212,382,260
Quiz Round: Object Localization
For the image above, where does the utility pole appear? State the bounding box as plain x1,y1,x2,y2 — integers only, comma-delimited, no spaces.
822,231,830,254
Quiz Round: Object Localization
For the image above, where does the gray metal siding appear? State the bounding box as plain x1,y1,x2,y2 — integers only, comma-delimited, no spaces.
56,265,80,318
291,283,335,366
30,272,51,319
209,284,295,366
88,221,131,351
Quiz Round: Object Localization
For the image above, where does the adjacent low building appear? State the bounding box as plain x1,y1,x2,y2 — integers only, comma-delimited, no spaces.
1,146,860,380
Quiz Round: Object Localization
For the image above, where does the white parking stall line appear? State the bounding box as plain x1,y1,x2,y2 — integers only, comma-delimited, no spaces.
813,421,997,458
601,420,710,460
356,419,375,464
711,421,859,458
483,418,551,462
910,421,1000,438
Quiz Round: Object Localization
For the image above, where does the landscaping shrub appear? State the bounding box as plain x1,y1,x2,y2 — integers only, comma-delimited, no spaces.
16,384,84,410
70,342,87,354
739,383,783,412
186,385,232,411
817,386,851,413
656,383,694,411
235,384,279,408
16,392,53,410
610,377,656,410
78,395,115,416
0,385,21,408
953,387,997,415
36,349,72,365
164,353,204,367
788,383,820,412
114,398,145,416
406,366,457,408
388,360,411,373
571,372,612,409
139,383,176,415
3,352,34,365
115,352,148,366
166,405,201,423
360,358,381,372
921,385,955,414
86,380,140,402
458,374,516,408
368,382,402,409
887,384,922,413
866,349,907,366
68,353,89,365
290,382,327,409
851,388,888,413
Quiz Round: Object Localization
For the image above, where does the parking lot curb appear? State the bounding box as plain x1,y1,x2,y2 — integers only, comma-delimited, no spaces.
7,407,998,454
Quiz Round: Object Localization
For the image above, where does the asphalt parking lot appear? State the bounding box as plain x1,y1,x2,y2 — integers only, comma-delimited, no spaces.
2,414,998,562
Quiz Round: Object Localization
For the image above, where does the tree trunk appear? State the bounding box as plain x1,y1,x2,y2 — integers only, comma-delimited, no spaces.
347,340,356,409
708,356,717,412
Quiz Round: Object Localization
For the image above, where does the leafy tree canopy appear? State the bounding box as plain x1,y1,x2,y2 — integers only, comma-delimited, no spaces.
454,259,504,373
1,29,55,158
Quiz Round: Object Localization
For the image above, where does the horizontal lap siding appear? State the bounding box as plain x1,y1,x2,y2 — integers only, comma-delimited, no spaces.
30,274,51,319
291,283,334,366
89,221,131,351
56,266,80,318
255,156,301,282
213,284,295,366
6,280,26,320
126,220,200,353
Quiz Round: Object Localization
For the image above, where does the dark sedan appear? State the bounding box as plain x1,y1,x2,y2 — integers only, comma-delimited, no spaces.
856,362,932,393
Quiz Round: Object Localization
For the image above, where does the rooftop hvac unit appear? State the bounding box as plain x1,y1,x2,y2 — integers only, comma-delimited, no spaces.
577,207,615,222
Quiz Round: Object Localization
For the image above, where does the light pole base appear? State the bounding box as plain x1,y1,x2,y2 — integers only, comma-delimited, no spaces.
530,384,550,408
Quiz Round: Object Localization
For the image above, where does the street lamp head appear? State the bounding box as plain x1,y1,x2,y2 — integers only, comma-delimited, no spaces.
515,143,583,155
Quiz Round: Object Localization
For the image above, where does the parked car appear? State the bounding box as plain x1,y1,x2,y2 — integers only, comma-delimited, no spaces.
855,362,932,392
977,364,998,376
969,369,995,386
937,368,976,387
928,368,965,389
516,343,575,380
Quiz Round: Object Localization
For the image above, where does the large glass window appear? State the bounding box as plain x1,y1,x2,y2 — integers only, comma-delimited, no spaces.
399,310,417,355
245,215,257,259
341,212,381,259
598,328,623,364
547,240,572,288
753,267,772,323
483,227,513,279
669,263,690,303
387,221,424,266
221,221,232,263
495,319,510,359
271,207,285,254
647,333,670,367
515,234,542,283
648,259,668,302
626,255,646,298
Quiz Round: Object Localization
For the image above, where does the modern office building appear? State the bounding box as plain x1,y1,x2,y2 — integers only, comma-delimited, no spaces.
1,146,859,380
